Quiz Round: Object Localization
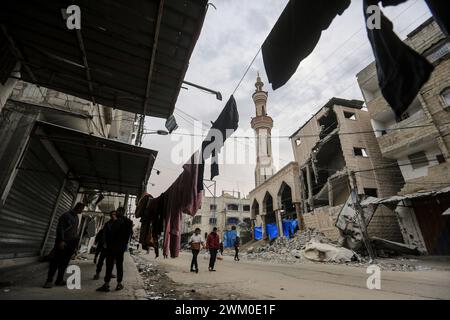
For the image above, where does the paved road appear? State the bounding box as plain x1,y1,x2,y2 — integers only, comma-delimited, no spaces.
143,252,450,300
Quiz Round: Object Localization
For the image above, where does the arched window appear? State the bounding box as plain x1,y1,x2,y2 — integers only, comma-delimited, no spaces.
441,87,450,108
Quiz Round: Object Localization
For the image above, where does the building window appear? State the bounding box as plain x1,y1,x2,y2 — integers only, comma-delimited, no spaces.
243,205,250,212
210,204,217,211
354,147,369,157
209,218,217,225
364,188,378,198
436,154,446,164
227,217,239,225
408,151,428,169
344,111,356,120
425,39,450,63
295,138,302,146
227,204,239,211
441,87,450,108
192,216,202,225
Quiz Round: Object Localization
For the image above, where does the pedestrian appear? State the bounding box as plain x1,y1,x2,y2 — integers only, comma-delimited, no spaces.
43,202,86,288
189,228,204,273
93,212,116,280
206,227,220,271
96,207,133,292
234,236,240,261
219,241,224,256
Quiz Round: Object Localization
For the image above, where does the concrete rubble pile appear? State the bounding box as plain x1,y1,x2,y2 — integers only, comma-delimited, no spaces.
244,228,358,264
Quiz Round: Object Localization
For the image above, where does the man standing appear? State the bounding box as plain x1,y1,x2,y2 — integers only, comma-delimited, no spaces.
93,211,116,280
189,228,204,273
43,202,85,288
206,227,220,272
234,235,240,262
97,207,133,292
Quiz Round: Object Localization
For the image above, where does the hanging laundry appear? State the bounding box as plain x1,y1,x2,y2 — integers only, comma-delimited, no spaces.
262,0,351,90
378,0,448,36
199,95,239,182
139,97,239,258
425,0,449,36
162,152,203,258
364,0,434,119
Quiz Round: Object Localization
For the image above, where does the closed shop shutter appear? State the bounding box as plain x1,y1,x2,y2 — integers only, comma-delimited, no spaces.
41,182,78,256
0,138,65,259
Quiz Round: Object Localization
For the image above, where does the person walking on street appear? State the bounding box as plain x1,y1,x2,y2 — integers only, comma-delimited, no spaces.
93,211,117,280
206,227,220,271
189,228,204,273
43,202,85,288
96,207,133,292
234,235,240,261
219,241,224,256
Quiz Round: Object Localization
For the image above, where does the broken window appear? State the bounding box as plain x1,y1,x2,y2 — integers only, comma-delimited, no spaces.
364,188,378,198
408,151,428,169
318,109,337,139
344,111,356,120
436,154,446,164
353,147,369,157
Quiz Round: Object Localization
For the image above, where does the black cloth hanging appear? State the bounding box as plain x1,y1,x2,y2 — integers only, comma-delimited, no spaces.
425,0,449,36
262,0,351,90
198,95,239,191
364,0,434,119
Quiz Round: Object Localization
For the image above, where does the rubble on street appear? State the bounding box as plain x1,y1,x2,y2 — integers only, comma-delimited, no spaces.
240,229,433,272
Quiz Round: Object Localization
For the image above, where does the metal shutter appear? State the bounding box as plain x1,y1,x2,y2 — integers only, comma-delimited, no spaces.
0,138,65,259
41,181,78,256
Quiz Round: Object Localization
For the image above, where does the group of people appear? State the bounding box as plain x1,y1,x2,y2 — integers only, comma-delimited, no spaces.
188,226,241,273
43,203,133,293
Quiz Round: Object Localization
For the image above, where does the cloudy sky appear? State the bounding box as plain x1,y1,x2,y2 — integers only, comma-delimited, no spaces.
143,0,431,198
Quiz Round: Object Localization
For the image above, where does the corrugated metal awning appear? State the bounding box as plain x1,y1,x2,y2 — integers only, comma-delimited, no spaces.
1,0,208,119
361,186,450,206
32,121,157,195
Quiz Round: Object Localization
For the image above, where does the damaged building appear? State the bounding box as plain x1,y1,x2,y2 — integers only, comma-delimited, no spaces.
357,18,450,255
289,98,405,243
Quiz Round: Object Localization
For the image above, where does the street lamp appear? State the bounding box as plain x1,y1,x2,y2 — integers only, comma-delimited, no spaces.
143,130,169,135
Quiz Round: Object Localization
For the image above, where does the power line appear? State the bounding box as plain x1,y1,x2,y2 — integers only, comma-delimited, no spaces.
155,122,450,139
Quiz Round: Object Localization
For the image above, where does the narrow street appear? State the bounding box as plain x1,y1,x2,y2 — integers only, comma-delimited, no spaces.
139,251,450,300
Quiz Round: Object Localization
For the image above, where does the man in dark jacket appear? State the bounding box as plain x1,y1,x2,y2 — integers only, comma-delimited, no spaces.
206,227,220,271
43,202,85,288
93,211,117,280
97,207,133,292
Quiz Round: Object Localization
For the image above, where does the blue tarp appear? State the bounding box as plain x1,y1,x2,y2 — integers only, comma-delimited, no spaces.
223,230,237,248
266,223,278,240
282,219,298,238
254,226,262,240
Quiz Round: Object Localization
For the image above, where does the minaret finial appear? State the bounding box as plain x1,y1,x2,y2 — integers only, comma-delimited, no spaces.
255,72,263,92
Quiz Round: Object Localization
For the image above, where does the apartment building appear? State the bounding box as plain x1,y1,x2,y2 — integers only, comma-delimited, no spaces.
289,98,404,242
357,18,450,254
188,192,251,241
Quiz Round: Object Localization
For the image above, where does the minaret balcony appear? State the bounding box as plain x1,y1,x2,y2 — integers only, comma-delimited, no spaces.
251,115,273,129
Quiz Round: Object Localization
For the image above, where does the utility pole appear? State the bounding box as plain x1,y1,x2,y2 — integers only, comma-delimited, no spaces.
348,170,376,263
